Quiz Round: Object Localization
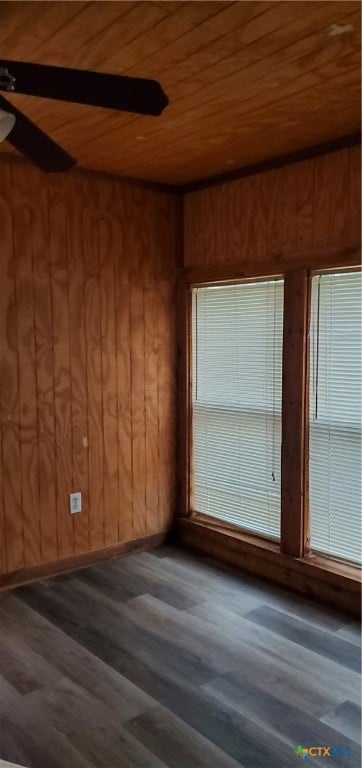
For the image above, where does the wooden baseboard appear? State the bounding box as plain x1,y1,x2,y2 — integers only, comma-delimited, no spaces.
177,518,361,619
0,532,169,590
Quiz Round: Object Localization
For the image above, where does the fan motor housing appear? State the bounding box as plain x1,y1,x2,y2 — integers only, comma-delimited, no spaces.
0,67,15,91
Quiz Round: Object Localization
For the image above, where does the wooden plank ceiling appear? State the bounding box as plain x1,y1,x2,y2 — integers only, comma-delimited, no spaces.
0,0,360,184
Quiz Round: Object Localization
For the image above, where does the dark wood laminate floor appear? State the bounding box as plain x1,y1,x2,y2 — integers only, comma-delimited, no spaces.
0,546,361,768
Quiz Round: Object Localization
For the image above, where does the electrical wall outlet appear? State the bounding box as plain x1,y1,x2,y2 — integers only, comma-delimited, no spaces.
69,492,82,514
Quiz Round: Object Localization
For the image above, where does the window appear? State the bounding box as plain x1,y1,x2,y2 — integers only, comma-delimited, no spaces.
309,270,362,565
192,279,284,540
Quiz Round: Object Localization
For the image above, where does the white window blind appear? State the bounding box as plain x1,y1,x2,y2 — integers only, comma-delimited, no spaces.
309,270,362,565
192,279,284,539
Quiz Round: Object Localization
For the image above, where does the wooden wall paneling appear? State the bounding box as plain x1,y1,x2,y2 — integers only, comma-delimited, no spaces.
129,270,147,540
183,194,200,269
184,187,209,267
328,148,357,248
212,179,248,267
139,187,179,537
82,177,105,552
201,188,219,267
11,163,41,566
113,183,133,544
349,144,361,244
184,146,361,272
143,200,160,536
312,152,334,252
281,164,298,258
30,167,57,564
0,415,4,573
212,184,231,265
295,158,314,254
144,267,160,536
158,272,177,532
0,156,179,578
246,173,268,264
129,188,147,540
65,174,90,555
281,269,310,558
97,178,119,547
48,174,73,560
0,162,23,573
177,279,191,519
266,169,283,264
157,195,178,532
227,179,244,266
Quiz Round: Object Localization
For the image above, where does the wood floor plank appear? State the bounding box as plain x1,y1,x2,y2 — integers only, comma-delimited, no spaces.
13,602,297,767
81,558,195,610
1,699,96,768
1,546,360,768
125,704,243,768
0,675,22,718
0,720,36,768
77,562,145,602
25,677,168,768
0,593,157,722
105,591,230,678
0,618,61,695
126,592,259,678
153,549,348,630
245,604,361,673
336,621,362,646
24,577,221,686
320,699,362,743
202,674,360,766
108,556,200,610
189,601,361,705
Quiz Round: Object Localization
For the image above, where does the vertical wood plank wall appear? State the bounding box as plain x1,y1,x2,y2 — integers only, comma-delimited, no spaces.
184,146,361,271
0,158,179,577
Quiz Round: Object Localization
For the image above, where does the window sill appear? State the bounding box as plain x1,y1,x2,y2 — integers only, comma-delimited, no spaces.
191,511,280,549
177,516,361,618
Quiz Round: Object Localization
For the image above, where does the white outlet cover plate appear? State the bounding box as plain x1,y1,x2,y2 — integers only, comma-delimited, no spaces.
69,492,82,514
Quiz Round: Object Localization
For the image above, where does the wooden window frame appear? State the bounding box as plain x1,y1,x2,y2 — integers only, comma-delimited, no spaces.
177,259,361,588
281,268,310,558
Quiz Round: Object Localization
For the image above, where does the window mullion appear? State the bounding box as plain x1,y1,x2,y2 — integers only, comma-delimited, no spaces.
281,268,310,558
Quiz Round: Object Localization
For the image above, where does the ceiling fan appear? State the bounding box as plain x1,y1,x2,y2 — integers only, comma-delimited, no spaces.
0,59,168,173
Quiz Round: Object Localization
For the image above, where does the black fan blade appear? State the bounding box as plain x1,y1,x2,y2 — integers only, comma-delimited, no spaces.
0,95,75,173
0,60,169,116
